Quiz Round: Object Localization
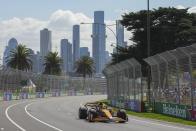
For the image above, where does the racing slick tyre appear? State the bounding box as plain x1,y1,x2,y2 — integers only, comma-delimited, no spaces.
117,109,128,123
88,112,95,122
78,107,87,119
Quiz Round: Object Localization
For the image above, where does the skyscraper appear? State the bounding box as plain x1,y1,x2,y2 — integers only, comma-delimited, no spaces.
92,11,106,74
40,28,52,57
73,25,80,66
40,28,52,72
116,20,127,48
80,47,90,57
28,49,38,73
3,38,18,66
60,39,72,72
68,42,73,72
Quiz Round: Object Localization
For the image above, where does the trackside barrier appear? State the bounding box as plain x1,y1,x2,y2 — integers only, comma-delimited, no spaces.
28,93,36,99
21,93,28,99
45,92,53,97
126,100,142,112
4,93,12,101
0,91,107,102
37,92,45,98
154,101,196,121
60,92,68,96
53,92,60,97
86,91,93,95
76,91,84,96
0,93,4,101
103,58,146,113
103,91,107,95
108,99,145,112
69,91,76,96
93,92,101,95
12,93,20,100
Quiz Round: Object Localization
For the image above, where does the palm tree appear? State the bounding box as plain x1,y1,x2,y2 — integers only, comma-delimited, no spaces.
75,56,95,90
6,44,33,71
43,52,63,75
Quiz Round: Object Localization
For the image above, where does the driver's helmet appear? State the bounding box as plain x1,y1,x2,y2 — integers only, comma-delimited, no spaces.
98,102,106,109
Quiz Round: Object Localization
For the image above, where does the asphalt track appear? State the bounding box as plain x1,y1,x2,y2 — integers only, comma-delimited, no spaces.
0,95,196,131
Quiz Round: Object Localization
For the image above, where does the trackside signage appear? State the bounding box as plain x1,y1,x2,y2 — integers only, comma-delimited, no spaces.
163,103,186,118
0,93,3,101
0,91,107,103
12,93,20,100
154,102,196,121
126,100,141,112
108,99,142,112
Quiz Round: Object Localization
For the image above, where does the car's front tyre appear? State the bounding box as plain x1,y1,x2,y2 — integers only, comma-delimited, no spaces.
78,107,87,119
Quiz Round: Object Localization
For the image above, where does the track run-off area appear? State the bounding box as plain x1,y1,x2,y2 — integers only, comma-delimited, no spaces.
0,95,196,131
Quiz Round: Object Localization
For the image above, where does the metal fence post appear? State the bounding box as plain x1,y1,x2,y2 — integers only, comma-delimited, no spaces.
181,48,195,107
159,54,170,102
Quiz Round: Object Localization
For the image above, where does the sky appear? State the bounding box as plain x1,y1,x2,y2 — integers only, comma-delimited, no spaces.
0,0,196,63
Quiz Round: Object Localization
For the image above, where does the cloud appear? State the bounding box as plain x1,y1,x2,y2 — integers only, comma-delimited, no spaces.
175,5,196,14
188,6,196,14
48,10,92,30
0,10,131,64
176,5,185,10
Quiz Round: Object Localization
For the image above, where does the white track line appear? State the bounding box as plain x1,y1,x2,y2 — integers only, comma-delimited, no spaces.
131,117,196,131
25,102,63,131
5,102,26,131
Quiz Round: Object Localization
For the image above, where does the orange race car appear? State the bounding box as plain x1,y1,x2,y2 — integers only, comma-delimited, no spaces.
78,102,128,123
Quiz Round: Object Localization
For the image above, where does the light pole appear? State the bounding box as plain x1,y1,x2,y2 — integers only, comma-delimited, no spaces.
80,22,119,63
147,0,151,108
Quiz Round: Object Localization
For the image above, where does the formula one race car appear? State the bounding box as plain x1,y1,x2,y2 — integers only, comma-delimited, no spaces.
78,102,128,123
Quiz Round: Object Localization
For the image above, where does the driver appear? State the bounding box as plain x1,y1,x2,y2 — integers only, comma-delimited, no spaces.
98,102,107,109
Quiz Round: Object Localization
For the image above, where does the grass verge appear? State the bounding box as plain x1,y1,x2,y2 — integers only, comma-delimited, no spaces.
97,99,196,126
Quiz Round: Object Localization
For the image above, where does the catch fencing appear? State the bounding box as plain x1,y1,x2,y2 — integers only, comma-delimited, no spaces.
144,44,196,121
144,44,196,107
0,66,107,93
103,58,147,112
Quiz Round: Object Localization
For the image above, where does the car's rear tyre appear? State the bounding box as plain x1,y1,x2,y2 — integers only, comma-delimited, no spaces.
78,107,87,119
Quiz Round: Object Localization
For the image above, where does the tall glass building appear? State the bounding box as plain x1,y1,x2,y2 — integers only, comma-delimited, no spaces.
113,20,127,53
116,20,127,47
92,11,106,74
80,47,90,57
40,28,52,72
40,28,52,57
3,38,18,66
73,25,80,67
60,39,72,72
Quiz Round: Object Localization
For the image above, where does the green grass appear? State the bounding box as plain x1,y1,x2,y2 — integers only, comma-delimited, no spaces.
96,99,196,126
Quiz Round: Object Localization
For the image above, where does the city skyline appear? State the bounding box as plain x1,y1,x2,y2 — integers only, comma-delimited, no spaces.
0,1,196,63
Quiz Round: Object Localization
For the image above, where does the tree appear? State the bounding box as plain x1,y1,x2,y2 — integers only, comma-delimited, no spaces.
43,52,63,75
75,56,95,89
112,7,196,76
6,44,33,71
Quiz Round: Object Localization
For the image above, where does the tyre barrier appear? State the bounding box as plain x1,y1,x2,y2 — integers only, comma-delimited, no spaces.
0,91,107,102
